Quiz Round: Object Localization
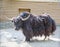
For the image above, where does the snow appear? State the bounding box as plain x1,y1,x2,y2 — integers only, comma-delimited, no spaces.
0,28,26,42
0,28,32,47
0,27,60,47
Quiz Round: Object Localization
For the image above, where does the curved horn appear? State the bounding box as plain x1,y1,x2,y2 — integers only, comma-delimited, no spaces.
20,15,30,21
5,16,16,21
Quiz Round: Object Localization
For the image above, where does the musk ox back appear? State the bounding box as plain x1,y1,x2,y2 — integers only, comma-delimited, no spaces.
12,12,56,41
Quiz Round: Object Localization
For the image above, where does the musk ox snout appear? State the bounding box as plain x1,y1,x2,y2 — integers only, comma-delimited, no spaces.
12,18,23,30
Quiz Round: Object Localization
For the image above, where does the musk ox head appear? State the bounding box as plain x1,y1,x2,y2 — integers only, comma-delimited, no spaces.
12,12,30,30
12,17,23,30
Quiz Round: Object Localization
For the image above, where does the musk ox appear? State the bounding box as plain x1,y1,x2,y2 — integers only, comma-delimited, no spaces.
12,12,56,41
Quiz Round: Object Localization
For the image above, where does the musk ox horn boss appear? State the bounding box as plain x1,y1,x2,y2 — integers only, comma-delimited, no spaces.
12,12,56,41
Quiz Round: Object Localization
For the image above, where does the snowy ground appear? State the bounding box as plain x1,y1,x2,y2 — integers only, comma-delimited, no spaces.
0,21,60,47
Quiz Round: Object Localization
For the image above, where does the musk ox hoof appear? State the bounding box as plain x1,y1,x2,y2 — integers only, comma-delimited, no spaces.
25,38,30,41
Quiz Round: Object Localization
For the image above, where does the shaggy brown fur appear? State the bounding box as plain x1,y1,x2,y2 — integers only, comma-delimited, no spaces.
39,15,56,39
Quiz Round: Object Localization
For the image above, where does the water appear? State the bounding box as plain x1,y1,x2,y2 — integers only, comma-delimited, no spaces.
0,21,60,47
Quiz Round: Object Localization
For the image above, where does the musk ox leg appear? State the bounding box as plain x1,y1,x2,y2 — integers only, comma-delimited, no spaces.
25,33,33,41
23,32,31,41
44,32,50,40
44,36,47,40
23,29,33,41
26,36,30,41
44,35,49,40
